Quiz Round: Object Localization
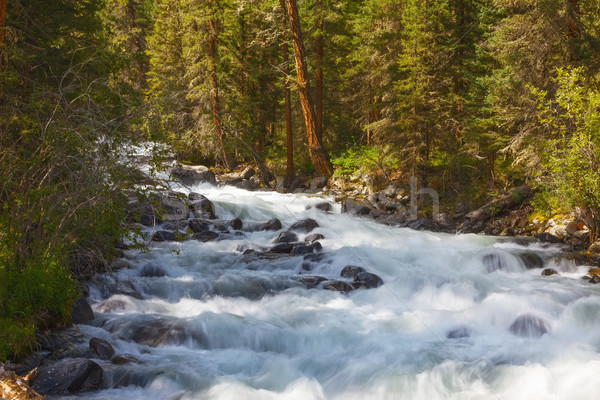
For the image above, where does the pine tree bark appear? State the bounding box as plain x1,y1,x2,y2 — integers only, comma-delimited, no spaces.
285,0,333,178
208,0,235,169
315,0,323,139
280,0,295,186
0,0,7,102
127,1,147,89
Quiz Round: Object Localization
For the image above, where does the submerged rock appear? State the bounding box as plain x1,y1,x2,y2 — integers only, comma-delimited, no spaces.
298,276,328,289
189,194,216,219
482,253,505,273
140,263,167,278
191,231,220,242
305,233,325,243
446,326,471,339
273,231,299,244
230,218,243,230
519,252,544,269
32,358,103,395
89,338,115,361
508,314,550,338
541,268,558,276
111,354,141,365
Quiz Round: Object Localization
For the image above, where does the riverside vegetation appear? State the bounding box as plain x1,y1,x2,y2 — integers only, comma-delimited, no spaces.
1,0,600,373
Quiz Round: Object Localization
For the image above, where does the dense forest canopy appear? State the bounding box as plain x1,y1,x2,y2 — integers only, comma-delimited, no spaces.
1,0,600,358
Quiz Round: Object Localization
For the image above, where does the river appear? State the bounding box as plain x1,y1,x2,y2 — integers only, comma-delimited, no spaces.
58,180,600,400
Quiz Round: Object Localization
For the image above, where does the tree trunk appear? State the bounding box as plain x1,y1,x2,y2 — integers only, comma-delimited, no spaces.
316,0,323,139
0,0,7,102
127,1,147,89
284,0,333,178
208,0,235,169
565,0,581,62
280,0,295,186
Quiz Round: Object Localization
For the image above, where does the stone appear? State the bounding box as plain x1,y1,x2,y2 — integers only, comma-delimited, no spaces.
383,184,398,198
97,298,129,313
407,218,439,232
314,202,332,212
323,281,355,293
151,192,190,222
171,165,216,186
273,231,299,244
89,337,115,361
446,327,471,339
189,195,216,219
36,327,83,353
538,232,562,243
189,218,210,233
353,272,384,289
305,233,325,243
340,265,366,279
289,218,319,233
111,354,141,365
341,197,375,215
508,314,550,338
588,240,600,254
131,319,192,347
140,263,167,278
191,231,219,242
258,218,282,231
32,358,103,395
71,298,94,325
230,218,243,230
270,243,295,254
298,276,328,289
290,243,322,256
541,268,558,276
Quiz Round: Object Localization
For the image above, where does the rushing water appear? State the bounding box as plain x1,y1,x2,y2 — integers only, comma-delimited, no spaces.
59,181,600,400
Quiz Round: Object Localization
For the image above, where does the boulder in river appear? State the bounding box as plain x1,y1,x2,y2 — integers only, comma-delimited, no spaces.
305,233,325,243
230,218,243,230
340,265,366,279
298,276,328,289
508,314,550,338
258,218,282,231
140,263,167,278
152,230,186,242
111,354,141,365
191,231,220,242
519,252,544,269
32,358,103,395
71,298,94,325
290,242,322,256
273,231,299,244
446,326,471,339
171,165,216,186
323,281,355,293
288,218,319,233
353,271,383,289
189,194,216,219
542,268,558,276
89,338,115,361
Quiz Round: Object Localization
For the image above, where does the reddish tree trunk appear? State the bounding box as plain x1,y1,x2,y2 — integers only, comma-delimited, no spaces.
285,0,333,178
208,0,234,169
280,0,294,186
566,0,581,62
316,0,323,139
127,1,147,88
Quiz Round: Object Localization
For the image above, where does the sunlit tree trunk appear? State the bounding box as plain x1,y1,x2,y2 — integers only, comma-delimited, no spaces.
285,0,333,178
316,0,323,139
208,0,235,169
127,0,147,88
280,0,295,186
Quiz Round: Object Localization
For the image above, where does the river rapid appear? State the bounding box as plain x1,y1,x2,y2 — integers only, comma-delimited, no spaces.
59,181,600,400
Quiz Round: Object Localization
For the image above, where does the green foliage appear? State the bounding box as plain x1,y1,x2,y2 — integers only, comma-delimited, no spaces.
332,145,399,179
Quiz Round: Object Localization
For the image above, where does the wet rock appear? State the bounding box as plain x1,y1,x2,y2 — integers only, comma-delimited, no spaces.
273,231,299,244
482,253,505,273
71,298,94,325
97,298,129,313
171,165,216,186
323,281,355,293
131,320,191,347
189,218,211,233
152,192,190,222
542,268,558,276
508,314,550,338
538,232,562,244
298,276,328,289
519,253,544,269
111,354,141,365
313,202,332,212
290,242,322,256
341,197,375,215
447,326,471,339
230,218,243,230
191,231,220,242
232,180,259,191
270,243,295,254
32,358,103,395
289,218,319,233
340,265,365,279
152,230,185,242
258,218,282,231
305,233,325,243
353,272,384,289
407,218,439,232
5,352,43,376
189,195,216,219
140,263,167,278
89,337,115,361
37,327,84,353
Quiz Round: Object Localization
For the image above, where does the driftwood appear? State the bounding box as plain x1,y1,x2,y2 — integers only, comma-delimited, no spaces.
0,363,45,400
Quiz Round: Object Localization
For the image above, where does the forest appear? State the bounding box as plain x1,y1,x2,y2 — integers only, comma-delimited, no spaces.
1,0,600,360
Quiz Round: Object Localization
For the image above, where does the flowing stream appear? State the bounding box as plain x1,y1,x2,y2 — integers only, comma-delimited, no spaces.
60,181,600,400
